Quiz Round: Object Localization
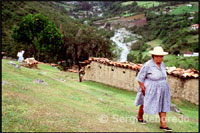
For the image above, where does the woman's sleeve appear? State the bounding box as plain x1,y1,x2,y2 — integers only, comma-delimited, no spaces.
136,65,148,83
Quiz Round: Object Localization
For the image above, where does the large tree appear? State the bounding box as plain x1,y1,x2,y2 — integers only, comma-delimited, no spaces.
59,25,116,67
12,13,63,62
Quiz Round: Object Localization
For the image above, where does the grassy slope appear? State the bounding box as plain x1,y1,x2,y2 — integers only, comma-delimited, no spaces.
121,1,162,8
124,2,198,70
146,39,163,47
2,59,198,132
136,1,161,8
168,3,198,15
121,1,133,6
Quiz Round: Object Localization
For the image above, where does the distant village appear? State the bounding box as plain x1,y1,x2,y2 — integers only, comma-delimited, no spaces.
64,1,103,19
64,2,198,31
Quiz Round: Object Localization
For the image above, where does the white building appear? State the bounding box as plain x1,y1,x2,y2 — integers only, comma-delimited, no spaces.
187,4,192,7
98,13,103,17
190,24,199,30
183,52,199,57
188,16,194,20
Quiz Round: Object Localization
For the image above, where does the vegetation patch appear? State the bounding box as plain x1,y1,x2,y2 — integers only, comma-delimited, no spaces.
136,1,162,8
168,4,198,15
146,39,163,47
121,1,133,7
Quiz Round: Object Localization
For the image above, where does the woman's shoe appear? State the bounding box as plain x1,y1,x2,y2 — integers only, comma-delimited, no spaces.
136,115,147,124
160,126,172,132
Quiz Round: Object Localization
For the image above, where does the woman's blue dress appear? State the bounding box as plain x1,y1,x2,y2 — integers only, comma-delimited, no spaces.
18,57,24,62
134,59,171,114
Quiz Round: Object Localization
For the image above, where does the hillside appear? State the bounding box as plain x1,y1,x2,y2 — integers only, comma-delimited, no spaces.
2,1,79,59
2,59,198,132
63,1,199,70
2,1,116,65
98,1,199,70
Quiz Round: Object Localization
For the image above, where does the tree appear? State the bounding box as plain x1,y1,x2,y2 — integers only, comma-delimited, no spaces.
58,25,116,67
12,13,63,62
193,12,199,24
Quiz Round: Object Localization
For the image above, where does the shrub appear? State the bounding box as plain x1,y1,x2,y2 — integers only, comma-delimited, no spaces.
131,40,144,50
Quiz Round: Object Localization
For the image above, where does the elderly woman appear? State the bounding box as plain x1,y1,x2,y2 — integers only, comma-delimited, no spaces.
134,46,172,132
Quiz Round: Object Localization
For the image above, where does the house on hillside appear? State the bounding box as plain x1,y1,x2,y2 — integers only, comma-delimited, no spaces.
188,16,194,20
92,6,101,12
183,51,199,57
187,4,192,7
190,24,199,30
98,13,103,17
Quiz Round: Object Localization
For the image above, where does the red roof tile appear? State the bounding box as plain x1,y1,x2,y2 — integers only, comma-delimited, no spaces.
82,57,199,79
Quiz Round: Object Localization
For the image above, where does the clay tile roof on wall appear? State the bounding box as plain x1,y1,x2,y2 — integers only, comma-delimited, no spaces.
85,57,199,79
38,62,45,64
50,63,58,67
24,58,38,65
184,51,193,54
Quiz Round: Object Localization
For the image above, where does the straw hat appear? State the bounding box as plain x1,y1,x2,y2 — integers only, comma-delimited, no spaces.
149,46,168,55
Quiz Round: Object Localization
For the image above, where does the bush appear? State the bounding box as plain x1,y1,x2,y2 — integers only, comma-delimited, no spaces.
189,42,199,52
141,43,150,51
127,52,135,62
159,30,167,39
131,40,144,50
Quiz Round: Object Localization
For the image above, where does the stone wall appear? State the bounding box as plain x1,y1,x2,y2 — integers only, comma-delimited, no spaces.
83,61,199,105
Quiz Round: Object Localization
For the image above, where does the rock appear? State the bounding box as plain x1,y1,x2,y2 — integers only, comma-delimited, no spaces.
60,78,66,82
170,104,183,114
98,98,107,103
38,72,47,75
2,81,9,85
8,61,20,69
33,79,48,85
21,87,27,90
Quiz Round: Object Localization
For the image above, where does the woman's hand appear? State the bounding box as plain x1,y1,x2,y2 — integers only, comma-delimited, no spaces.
138,81,145,96
141,86,145,96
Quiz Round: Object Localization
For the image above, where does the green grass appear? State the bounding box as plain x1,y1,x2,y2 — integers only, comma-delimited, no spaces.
121,1,133,7
136,1,161,8
182,26,191,32
121,1,162,8
122,12,136,17
2,59,198,132
171,98,199,120
123,36,137,43
186,34,198,43
168,4,198,15
146,39,163,47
